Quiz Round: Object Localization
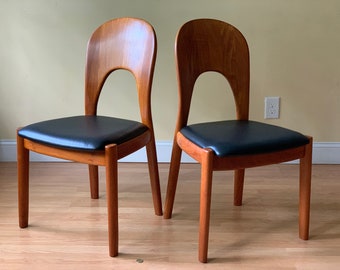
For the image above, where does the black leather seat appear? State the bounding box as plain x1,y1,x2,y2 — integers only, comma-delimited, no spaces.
180,120,309,157
18,116,148,151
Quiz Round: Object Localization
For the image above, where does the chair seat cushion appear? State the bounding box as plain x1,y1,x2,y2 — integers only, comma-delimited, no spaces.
18,116,148,151
180,120,309,157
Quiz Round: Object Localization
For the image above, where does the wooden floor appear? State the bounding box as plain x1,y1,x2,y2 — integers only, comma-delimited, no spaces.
0,162,340,269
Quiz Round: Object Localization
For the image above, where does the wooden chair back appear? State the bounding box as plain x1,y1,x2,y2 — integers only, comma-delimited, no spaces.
85,18,157,129
175,18,250,128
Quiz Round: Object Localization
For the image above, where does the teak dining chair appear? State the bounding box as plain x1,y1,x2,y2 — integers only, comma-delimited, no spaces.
17,17,162,257
164,18,313,263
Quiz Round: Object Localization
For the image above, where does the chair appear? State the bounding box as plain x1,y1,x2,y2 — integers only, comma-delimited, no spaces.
17,17,163,257
164,18,312,263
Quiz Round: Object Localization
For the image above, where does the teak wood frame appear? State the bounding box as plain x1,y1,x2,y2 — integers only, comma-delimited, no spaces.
163,19,313,263
17,17,163,258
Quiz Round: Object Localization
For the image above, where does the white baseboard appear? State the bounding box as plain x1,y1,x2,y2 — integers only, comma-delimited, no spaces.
1,140,340,164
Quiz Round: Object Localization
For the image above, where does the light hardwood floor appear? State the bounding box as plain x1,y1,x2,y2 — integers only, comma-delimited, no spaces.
1,162,339,269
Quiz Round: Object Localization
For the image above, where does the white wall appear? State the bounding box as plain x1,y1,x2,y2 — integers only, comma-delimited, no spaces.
1,0,339,144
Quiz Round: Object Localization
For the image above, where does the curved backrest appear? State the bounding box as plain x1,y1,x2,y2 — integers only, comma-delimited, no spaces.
85,17,157,129
175,19,250,129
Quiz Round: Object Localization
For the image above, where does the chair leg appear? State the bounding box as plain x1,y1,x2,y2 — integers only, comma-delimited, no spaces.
105,144,119,257
164,141,182,219
146,140,163,216
199,149,214,263
299,137,313,240
234,169,245,206
88,165,99,199
17,133,29,228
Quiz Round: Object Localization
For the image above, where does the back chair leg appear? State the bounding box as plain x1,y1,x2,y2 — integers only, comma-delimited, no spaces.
199,149,214,263
88,165,99,199
234,169,245,206
17,133,30,228
105,144,119,257
146,140,163,216
299,137,313,240
164,142,182,219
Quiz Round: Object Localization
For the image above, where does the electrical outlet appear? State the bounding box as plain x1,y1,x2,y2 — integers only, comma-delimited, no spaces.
264,97,280,119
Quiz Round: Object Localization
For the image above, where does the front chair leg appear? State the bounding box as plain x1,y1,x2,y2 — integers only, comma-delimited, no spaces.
146,140,163,216
17,133,30,228
199,149,214,263
299,137,313,240
164,141,182,219
105,144,119,257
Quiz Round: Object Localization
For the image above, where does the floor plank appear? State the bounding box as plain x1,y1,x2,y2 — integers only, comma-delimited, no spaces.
0,162,339,269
